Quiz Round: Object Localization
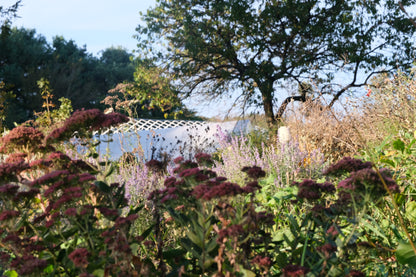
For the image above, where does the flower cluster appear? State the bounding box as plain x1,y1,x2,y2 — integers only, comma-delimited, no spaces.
153,156,267,204
251,255,272,268
0,126,44,154
145,159,165,173
217,224,244,243
282,264,310,277
242,165,266,180
0,161,29,183
46,109,128,143
325,157,399,206
195,152,214,167
337,167,399,196
8,254,48,275
324,156,372,176
69,248,90,268
193,181,245,201
317,243,337,258
0,109,138,275
294,179,335,201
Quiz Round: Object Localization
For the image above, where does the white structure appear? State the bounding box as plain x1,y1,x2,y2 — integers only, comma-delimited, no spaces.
95,118,252,160
277,126,291,145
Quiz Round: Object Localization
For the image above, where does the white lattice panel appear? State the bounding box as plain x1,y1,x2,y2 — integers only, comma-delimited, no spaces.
100,118,207,135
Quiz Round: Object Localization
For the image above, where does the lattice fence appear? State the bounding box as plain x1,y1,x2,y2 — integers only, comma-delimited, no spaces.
99,118,207,135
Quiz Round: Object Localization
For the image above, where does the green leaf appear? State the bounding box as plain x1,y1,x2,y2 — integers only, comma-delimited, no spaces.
396,241,416,267
379,157,395,167
94,181,111,193
43,264,54,274
3,270,18,277
163,248,187,259
187,231,202,248
275,252,288,268
93,269,105,277
140,224,155,240
104,164,115,178
206,239,218,253
180,237,202,258
393,139,405,152
239,267,256,277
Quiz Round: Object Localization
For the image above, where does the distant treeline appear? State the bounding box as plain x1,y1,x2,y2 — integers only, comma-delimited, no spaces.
0,26,136,128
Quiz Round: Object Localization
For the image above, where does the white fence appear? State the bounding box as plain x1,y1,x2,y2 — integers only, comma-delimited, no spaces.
95,118,252,160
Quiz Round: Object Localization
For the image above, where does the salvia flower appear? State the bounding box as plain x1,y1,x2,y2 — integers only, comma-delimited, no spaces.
13,188,40,202
64,207,78,217
0,184,19,196
30,170,70,187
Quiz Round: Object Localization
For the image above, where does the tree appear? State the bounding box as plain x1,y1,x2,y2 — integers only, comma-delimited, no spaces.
0,28,138,128
98,46,135,89
0,28,51,126
137,0,416,126
103,59,198,119
0,0,21,26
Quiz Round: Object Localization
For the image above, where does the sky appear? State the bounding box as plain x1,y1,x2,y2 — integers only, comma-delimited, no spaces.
4,0,232,118
6,0,156,56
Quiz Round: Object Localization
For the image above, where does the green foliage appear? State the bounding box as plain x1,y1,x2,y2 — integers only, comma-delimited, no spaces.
0,28,136,128
137,0,416,125
0,81,14,132
33,78,73,132
0,109,152,276
102,59,197,119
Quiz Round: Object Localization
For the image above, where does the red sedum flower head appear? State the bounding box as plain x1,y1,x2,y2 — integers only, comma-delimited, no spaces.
68,248,90,268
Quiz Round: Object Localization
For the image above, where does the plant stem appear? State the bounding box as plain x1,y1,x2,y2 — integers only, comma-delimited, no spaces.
375,167,416,256
301,220,311,266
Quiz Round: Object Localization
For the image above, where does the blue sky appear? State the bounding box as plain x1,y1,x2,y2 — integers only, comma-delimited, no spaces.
5,0,235,118
7,0,156,56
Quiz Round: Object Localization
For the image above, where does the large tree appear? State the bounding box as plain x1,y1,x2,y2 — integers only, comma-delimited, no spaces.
136,0,416,125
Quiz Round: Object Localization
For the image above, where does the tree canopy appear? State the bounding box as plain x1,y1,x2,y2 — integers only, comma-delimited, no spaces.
0,27,136,127
137,0,416,125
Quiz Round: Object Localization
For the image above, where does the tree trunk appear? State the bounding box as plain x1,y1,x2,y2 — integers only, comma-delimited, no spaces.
276,95,306,120
257,82,276,128
263,96,276,127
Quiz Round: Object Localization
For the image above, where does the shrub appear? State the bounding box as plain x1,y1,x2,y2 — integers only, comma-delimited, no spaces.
214,127,325,187
0,109,147,276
